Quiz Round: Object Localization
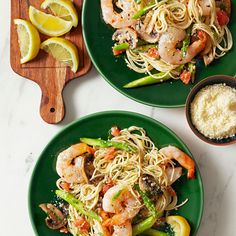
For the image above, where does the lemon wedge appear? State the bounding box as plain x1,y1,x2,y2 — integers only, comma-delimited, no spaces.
14,19,40,64
29,6,73,37
41,37,79,73
166,216,191,236
41,0,78,27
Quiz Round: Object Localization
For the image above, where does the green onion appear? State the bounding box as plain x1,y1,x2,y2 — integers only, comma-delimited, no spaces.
112,189,123,201
113,43,129,51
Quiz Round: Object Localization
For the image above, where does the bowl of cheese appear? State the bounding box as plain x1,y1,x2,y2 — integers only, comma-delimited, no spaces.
186,75,236,145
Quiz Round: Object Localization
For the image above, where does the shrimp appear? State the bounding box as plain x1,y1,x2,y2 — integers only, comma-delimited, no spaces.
113,220,132,236
102,185,141,226
158,27,207,65
101,0,135,28
159,145,195,179
56,143,89,184
199,0,212,16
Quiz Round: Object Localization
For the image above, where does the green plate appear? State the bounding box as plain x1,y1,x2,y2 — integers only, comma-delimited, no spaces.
29,111,203,236
82,0,236,107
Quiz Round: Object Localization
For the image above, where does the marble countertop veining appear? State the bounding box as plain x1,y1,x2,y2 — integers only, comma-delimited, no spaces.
1,1,236,235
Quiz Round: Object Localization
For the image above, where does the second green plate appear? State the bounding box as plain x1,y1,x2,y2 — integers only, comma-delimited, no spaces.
82,0,236,107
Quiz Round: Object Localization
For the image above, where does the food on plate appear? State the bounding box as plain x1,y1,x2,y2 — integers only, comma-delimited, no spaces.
14,19,40,64
191,83,236,139
101,0,233,87
41,37,79,73
41,0,79,27
39,126,195,235
29,6,73,37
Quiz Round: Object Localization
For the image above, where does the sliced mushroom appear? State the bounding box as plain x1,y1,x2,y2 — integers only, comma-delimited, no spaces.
39,203,67,230
165,167,183,186
133,11,160,43
112,27,138,49
139,174,162,195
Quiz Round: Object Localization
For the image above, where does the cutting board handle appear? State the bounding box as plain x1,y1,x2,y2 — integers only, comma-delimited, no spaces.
39,85,65,124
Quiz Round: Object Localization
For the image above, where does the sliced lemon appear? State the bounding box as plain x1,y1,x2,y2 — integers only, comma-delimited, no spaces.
41,37,79,72
41,0,78,27
166,216,191,236
14,19,40,64
29,6,73,37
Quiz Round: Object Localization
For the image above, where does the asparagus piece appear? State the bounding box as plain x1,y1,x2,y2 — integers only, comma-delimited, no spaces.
55,190,101,221
80,138,136,152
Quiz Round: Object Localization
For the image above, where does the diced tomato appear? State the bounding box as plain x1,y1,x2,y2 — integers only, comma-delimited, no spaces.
60,182,70,192
180,70,191,84
217,10,229,26
111,126,120,137
112,49,125,56
74,217,90,232
102,179,114,195
86,146,95,155
104,147,117,160
147,47,160,59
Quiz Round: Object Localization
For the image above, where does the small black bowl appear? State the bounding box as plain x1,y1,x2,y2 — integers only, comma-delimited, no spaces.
186,75,236,146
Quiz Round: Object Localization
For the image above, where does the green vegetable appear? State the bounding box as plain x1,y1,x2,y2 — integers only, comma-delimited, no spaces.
55,190,100,221
134,0,141,3
113,43,129,51
132,216,157,236
144,229,168,236
80,138,136,152
134,185,161,217
181,26,192,58
132,4,156,19
112,189,123,201
186,62,196,82
132,44,157,53
123,72,172,88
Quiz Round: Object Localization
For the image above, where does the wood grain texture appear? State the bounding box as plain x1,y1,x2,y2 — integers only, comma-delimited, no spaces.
10,0,92,124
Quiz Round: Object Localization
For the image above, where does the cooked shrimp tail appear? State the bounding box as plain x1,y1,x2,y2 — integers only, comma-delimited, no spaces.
160,145,195,179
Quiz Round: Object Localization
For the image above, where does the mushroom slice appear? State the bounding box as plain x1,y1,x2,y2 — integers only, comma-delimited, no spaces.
134,21,160,43
139,174,162,195
112,27,138,49
39,203,67,230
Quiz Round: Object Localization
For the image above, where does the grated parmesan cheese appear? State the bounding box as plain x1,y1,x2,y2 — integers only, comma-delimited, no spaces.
191,83,236,139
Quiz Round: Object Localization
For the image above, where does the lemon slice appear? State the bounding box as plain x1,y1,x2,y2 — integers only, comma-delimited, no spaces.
41,0,78,27
14,19,40,64
29,6,73,37
41,37,79,73
166,216,191,236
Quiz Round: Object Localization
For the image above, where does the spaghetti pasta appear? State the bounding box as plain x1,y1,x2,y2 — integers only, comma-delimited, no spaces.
40,126,196,235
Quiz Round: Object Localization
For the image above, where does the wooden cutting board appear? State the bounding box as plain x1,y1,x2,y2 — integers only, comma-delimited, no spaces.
10,0,92,124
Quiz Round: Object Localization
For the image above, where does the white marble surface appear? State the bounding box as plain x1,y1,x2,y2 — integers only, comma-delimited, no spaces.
1,1,236,235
